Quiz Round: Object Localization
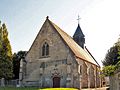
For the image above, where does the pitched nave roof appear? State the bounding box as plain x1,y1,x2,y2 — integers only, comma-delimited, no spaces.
47,18,99,66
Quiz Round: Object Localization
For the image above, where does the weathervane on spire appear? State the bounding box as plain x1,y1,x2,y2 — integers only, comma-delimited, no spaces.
77,15,81,24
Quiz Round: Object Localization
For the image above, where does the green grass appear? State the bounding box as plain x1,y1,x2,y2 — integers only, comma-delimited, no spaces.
0,87,78,90
0,87,38,90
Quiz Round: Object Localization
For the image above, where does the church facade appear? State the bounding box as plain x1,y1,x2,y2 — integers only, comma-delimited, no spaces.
20,17,101,89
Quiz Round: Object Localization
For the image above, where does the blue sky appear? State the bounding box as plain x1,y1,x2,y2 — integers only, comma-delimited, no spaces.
0,0,120,66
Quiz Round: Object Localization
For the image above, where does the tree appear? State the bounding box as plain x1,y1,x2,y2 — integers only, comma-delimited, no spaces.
12,51,27,79
0,21,2,49
102,38,120,76
2,23,12,58
102,39,120,66
102,65,116,76
101,60,120,76
115,38,120,60
0,22,13,79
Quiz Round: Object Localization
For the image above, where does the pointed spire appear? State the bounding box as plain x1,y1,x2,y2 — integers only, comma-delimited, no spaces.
75,15,84,37
74,24,85,37
73,15,85,49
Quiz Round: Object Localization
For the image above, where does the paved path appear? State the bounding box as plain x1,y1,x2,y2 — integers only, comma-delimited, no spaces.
82,87,109,90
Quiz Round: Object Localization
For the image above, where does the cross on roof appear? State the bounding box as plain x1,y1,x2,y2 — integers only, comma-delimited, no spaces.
77,15,81,24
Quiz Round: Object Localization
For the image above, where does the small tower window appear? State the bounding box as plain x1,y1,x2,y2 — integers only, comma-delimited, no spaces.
42,42,49,56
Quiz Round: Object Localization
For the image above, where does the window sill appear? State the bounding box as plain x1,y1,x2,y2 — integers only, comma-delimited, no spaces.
39,55,50,58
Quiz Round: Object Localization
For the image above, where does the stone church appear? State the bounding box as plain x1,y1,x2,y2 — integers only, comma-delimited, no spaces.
20,16,101,89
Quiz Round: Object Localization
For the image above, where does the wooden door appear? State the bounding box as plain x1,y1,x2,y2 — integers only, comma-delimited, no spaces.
53,77,60,88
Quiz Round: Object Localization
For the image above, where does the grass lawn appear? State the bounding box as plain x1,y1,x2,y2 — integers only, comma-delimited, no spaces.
0,87,78,90
0,87,38,90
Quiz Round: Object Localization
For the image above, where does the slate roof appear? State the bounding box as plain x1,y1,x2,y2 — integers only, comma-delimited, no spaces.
47,18,99,66
73,24,85,38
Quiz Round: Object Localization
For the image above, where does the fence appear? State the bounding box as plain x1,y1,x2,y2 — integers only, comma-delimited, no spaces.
0,78,19,87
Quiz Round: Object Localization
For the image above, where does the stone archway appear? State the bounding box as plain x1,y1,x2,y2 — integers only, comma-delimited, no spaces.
53,76,61,88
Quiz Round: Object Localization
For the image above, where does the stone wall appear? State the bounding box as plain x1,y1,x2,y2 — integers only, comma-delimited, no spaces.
22,19,80,88
76,58,100,89
110,71,120,90
81,61,88,88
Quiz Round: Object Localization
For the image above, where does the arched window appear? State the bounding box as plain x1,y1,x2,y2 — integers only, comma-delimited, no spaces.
42,42,49,56
42,44,45,56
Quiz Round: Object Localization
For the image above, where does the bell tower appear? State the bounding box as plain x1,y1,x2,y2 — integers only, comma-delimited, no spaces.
73,16,85,49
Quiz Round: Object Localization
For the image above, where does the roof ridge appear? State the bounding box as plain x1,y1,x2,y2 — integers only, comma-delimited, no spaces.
48,19,99,66
85,46,100,67
49,20,73,38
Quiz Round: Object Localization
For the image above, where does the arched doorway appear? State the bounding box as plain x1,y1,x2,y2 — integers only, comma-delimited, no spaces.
53,77,60,88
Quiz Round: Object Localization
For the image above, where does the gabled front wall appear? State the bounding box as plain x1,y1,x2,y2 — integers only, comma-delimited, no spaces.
21,19,100,89
22,20,80,88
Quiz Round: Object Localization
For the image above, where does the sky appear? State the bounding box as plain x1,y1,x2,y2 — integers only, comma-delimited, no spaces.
0,0,120,66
